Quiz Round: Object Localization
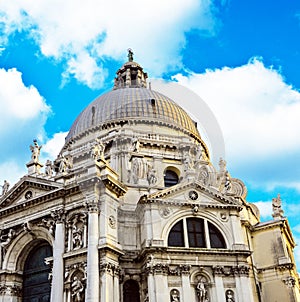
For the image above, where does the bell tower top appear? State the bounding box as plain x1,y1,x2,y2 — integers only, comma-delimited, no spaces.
113,49,148,89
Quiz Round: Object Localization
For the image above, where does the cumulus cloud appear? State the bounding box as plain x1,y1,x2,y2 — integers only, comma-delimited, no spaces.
42,131,68,160
252,201,273,219
172,58,300,190
0,0,220,88
0,68,51,183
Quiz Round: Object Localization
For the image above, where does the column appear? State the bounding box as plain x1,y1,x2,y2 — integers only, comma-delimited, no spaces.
153,265,169,301
50,208,65,302
100,263,115,302
147,271,156,302
235,266,254,302
113,269,120,302
181,265,192,302
214,276,225,302
86,200,100,302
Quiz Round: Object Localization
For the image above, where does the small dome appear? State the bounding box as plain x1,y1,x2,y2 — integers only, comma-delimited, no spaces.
66,87,201,142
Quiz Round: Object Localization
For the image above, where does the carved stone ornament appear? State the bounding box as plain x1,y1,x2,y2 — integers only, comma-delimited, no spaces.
0,228,16,248
159,206,172,218
108,215,116,229
0,285,22,296
282,276,296,288
170,289,180,302
38,218,56,235
197,166,209,186
71,271,85,302
229,178,247,198
51,208,65,223
188,190,199,201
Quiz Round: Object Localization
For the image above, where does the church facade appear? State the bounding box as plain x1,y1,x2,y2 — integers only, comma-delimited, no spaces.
0,54,299,302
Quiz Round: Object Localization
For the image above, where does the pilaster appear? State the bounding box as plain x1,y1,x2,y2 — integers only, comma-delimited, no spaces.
85,199,100,302
50,207,65,302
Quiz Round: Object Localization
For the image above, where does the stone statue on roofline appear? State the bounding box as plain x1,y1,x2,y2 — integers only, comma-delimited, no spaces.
30,139,42,163
272,193,284,220
1,180,10,196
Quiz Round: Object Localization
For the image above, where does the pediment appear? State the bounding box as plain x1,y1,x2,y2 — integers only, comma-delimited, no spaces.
140,180,242,209
0,175,62,209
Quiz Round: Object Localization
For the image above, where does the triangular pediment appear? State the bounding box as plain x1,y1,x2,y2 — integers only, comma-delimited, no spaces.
0,175,62,209
140,180,242,209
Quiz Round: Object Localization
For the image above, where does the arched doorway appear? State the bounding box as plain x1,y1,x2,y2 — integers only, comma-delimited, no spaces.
123,279,140,302
23,242,52,302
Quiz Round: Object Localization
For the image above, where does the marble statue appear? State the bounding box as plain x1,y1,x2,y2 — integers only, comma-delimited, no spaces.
30,139,42,163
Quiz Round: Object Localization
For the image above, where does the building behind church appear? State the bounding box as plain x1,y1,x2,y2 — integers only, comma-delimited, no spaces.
0,53,299,302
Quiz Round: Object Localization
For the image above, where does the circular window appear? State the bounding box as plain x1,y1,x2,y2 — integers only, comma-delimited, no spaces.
25,191,33,200
188,190,198,201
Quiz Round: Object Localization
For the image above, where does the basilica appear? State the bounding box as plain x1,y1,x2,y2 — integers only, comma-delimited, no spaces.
0,52,299,302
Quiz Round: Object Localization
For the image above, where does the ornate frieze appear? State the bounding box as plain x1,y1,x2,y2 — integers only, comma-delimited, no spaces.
212,265,250,277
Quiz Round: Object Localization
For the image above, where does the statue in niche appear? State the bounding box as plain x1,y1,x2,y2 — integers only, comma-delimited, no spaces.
147,168,157,185
170,289,180,302
196,279,209,302
272,193,284,219
45,160,53,176
225,290,235,302
91,138,105,160
30,139,42,163
132,136,140,152
71,275,84,302
72,215,83,250
1,180,10,196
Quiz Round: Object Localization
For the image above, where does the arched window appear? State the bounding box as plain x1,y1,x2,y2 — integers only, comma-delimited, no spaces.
164,170,179,187
168,218,226,249
23,242,52,302
123,279,140,302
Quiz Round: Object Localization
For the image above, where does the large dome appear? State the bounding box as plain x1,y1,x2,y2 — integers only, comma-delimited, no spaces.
66,87,201,142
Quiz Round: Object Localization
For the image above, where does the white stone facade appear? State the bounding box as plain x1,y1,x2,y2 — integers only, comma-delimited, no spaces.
0,56,299,302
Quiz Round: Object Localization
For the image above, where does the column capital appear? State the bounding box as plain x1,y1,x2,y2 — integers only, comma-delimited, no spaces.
51,207,65,223
85,197,99,213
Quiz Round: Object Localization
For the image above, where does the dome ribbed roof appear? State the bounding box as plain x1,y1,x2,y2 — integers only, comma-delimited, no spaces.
66,87,201,142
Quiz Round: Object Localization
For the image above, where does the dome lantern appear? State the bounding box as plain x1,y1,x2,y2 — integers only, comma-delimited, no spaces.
113,49,148,89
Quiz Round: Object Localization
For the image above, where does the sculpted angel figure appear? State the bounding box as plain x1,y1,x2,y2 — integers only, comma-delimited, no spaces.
30,139,42,163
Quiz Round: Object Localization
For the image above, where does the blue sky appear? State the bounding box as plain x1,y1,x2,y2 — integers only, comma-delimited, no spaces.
1,0,300,266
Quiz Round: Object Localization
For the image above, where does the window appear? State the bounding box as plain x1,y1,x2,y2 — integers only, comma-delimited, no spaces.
168,218,226,249
164,170,179,187
167,220,184,247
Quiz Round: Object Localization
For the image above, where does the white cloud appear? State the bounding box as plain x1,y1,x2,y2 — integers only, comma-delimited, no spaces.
0,0,219,88
0,68,50,132
42,131,68,160
172,58,300,191
252,201,273,219
0,67,51,184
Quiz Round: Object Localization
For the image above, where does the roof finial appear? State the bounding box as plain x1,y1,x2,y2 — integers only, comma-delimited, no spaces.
127,48,134,62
